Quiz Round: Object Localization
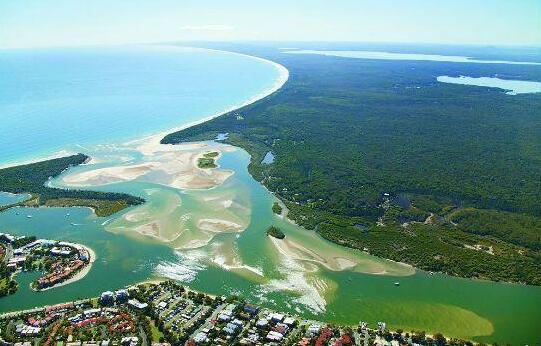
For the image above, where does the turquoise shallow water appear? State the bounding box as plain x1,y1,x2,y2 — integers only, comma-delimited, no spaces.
0,45,281,165
0,192,29,206
0,146,540,345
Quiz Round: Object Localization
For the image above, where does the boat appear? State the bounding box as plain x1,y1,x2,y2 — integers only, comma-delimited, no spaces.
394,282,400,286
26,215,32,219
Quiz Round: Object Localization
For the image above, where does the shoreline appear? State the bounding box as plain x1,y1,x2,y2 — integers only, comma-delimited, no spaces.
123,48,288,150
0,44,289,171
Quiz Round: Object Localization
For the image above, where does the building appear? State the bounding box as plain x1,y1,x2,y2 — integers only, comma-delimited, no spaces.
8,256,26,267
128,299,148,310
243,304,259,316
255,318,268,328
283,317,296,326
270,312,284,323
266,331,284,342
193,332,207,343
100,291,115,306
115,289,129,303
120,337,138,346
307,324,321,337
50,246,72,257
223,322,239,335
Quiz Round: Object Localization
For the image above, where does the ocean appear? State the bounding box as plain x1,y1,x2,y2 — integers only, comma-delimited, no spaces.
0,45,282,165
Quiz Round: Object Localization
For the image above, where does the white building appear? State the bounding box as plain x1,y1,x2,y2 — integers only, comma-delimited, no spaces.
128,299,148,310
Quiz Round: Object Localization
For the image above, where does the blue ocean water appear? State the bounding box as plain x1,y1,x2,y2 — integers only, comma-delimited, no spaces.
0,45,282,165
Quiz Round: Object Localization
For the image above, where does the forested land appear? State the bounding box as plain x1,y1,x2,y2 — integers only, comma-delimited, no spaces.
0,154,143,216
163,44,541,285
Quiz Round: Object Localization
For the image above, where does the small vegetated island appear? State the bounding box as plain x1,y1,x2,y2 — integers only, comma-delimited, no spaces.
162,44,541,286
0,154,144,217
266,226,285,239
197,151,219,169
0,232,93,295
272,202,283,215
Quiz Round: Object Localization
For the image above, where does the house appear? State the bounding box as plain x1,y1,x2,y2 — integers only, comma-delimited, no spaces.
223,322,239,335
255,318,268,328
274,323,289,335
266,331,284,342
50,246,72,257
8,256,26,267
83,308,101,317
306,324,321,337
283,317,296,326
298,337,311,346
121,337,138,346
218,313,231,322
193,332,207,343
269,313,284,323
243,304,259,316
231,319,243,327
128,299,148,310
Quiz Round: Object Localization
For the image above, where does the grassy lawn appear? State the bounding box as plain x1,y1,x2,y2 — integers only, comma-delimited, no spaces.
148,317,164,342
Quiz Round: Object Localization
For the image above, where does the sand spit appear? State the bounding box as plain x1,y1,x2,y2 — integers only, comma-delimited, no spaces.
63,162,160,186
269,236,414,276
270,237,357,272
197,218,244,233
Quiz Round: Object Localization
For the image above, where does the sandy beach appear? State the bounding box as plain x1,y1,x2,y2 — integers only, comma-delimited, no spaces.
269,237,358,272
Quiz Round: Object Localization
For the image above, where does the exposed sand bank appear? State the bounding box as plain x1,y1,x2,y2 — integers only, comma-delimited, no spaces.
62,139,234,190
269,236,414,276
270,237,358,272
197,218,244,233
105,186,250,251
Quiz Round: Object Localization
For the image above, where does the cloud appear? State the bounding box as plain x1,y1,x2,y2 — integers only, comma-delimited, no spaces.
178,24,234,32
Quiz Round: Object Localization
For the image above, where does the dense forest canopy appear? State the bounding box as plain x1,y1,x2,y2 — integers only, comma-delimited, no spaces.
0,154,143,216
163,43,541,285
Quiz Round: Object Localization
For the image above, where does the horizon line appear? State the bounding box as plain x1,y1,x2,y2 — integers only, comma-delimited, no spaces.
1,39,541,51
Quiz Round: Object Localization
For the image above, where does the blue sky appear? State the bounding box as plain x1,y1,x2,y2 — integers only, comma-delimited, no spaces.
1,0,540,48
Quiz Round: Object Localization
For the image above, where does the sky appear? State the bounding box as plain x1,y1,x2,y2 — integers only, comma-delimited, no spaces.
0,0,540,49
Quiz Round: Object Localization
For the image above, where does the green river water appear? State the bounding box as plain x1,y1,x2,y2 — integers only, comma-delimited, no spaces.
0,142,539,345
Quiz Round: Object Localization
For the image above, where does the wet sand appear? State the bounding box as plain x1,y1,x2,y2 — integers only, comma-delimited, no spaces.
63,138,234,190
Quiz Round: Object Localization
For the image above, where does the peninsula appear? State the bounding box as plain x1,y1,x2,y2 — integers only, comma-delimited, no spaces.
0,154,144,217
0,233,94,295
